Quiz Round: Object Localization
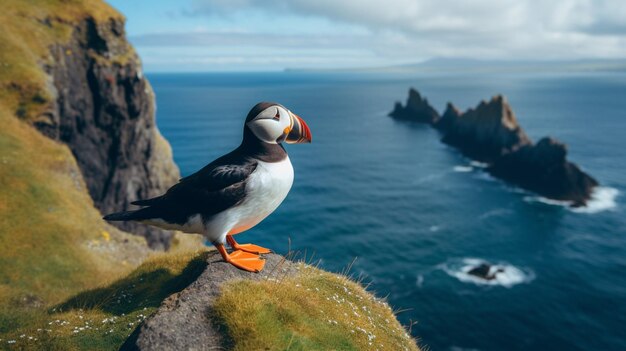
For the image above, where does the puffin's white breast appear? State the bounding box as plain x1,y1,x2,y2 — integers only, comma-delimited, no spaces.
204,157,294,241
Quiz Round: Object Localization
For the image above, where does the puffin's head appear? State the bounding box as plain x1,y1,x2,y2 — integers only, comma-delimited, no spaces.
245,102,312,144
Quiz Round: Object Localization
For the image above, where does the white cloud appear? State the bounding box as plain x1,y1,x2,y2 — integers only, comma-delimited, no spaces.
128,0,626,70
192,0,626,34
187,0,626,59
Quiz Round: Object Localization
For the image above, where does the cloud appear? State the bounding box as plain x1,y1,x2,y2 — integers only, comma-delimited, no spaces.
130,31,384,71
185,0,626,59
190,0,626,34
125,0,626,70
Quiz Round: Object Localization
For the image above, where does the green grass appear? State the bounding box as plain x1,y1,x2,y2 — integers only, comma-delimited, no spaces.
0,102,151,343
0,102,204,348
0,250,208,350
214,264,421,351
0,1,207,348
0,0,158,347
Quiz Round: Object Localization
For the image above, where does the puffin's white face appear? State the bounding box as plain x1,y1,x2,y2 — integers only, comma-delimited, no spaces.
247,105,294,144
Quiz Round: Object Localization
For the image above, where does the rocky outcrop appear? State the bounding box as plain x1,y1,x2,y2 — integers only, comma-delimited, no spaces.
489,138,598,206
436,102,461,132
33,17,179,248
389,88,598,205
437,96,532,163
389,88,440,124
121,252,300,350
467,263,504,281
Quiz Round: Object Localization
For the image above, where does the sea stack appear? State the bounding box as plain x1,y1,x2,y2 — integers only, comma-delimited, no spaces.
389,88,440,124
488,138,598,206
389,88,598,205
436,96,532,163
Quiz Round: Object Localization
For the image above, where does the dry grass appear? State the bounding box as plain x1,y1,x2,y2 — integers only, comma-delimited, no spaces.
214,263,421,351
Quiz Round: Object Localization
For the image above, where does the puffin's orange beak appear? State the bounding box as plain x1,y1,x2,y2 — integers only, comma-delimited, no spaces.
285,111,312,144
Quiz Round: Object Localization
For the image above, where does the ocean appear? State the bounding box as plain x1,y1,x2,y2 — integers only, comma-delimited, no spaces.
148,71,626,351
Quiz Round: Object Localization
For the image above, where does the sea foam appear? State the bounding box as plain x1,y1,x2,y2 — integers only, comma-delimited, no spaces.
524,186,619,214
441,258,534,288
571,187,619,214
453,165,473,172
469,160,489,168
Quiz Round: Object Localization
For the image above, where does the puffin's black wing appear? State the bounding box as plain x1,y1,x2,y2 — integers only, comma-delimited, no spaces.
106,151,258,224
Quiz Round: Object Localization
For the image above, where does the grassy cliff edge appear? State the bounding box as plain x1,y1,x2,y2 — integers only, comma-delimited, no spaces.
0,1,420,350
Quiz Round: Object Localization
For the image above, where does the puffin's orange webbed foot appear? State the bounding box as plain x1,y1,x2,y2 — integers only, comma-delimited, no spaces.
216,244,265,273
227,235,272,254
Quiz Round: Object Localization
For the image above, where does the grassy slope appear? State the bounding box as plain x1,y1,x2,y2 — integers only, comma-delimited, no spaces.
0,1,206,348
215,264,420,351
0,106,146,326
0,109,204,347
0,1,206,349
1,249,208,350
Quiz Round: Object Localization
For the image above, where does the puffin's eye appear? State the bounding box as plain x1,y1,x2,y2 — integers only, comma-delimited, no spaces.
273,109,280,121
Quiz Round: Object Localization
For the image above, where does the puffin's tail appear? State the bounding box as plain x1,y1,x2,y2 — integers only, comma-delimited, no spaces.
103,208,153,222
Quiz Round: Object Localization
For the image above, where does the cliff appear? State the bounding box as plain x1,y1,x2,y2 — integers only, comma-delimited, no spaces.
1,1,179,249
0,0,186,347
40,16,180,249
389,88,597,205
0,1,160,345
1,3,420,350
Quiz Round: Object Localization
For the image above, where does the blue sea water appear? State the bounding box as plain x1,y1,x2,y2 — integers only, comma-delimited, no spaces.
148,71,626,351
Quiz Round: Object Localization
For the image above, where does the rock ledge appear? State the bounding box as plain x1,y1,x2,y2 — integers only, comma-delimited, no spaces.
122,252,300,351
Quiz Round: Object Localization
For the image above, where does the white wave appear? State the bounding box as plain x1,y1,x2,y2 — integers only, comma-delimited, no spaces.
473,172,497,182
429,225,441,232
412,172,445,185
523,195,572,207
416,274,424,288
469,161,489,168
479,208,513,220
571,187,619,214
523,186,619,214
441,258,534,288
453,165,473,172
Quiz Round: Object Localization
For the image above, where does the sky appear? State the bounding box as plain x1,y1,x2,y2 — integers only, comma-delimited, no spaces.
106,0,626,72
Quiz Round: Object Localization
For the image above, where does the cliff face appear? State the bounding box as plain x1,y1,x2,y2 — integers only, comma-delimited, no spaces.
438,96,532,163
34,17,179,248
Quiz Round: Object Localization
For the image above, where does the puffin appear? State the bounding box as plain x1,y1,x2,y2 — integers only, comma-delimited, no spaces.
103,102,312,272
